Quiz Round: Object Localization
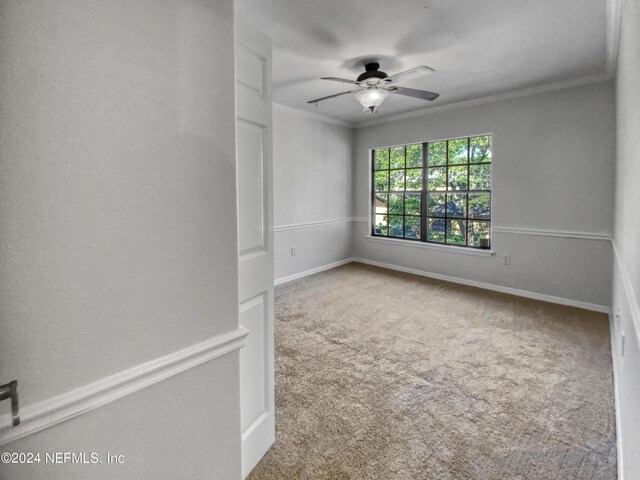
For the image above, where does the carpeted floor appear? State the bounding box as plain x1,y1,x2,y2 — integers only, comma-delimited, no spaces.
248,263,616,480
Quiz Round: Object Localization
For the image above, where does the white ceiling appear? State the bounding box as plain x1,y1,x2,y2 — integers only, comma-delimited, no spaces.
235,0,612,126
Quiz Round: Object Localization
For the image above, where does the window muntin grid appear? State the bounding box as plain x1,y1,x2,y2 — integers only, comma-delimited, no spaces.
372,135,492,249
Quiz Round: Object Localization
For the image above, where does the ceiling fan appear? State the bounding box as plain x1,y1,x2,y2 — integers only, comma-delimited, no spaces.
307,62,439,113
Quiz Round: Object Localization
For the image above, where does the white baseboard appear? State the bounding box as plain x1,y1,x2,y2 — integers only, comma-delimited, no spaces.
609,312,624,480
353,257,610,313
274,258,355,286
0,327,249,446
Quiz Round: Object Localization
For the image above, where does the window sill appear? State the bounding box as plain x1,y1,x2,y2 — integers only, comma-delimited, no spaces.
364,235,496,257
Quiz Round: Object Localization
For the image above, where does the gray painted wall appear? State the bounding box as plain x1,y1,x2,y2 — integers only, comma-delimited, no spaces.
273,105,354,281
0,1,241,478
352,82,615,307
273,77,624,473
611,0,640,477
3,358,240,480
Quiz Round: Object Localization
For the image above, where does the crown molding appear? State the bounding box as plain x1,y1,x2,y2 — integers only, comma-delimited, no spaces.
356,0,621,129
273,103,355,128
356,73,611,128
274,3,621,130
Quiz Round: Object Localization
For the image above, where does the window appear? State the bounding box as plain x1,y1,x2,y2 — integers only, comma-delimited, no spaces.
372,134,492,249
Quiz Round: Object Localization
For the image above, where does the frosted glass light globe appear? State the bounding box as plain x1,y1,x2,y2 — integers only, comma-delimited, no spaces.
355,88,389,112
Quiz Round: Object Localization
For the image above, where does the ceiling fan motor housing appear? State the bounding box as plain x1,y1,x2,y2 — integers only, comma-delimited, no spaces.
357,62,388,83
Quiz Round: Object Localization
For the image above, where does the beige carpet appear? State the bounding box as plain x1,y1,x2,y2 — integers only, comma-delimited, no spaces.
249,263,616,480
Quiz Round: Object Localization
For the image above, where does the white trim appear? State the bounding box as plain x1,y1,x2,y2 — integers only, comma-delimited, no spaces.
611,241,640,480
274,3,620,130
356,74,611,128
274,218,357,232
608,311,624,480
492,226,612,241
0,327,249,446
273,103,355,129
274,258,355,286
607,0,622,77
355,217,612,242
364,235,495,257
353,257,610,313
612,241,640,343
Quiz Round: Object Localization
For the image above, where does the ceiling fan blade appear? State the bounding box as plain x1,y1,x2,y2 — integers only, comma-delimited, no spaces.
321,76,358,85
386,66,435,84
391,86,439,101
307,89,363,104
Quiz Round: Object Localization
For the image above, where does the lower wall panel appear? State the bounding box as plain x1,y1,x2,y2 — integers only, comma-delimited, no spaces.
611,260,640,480
273,218,627,476
353,221,613,308
2,354,241,480
274,221,353,283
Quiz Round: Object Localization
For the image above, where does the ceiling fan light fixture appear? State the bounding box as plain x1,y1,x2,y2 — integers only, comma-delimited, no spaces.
355,88,388,113
308,64,439,112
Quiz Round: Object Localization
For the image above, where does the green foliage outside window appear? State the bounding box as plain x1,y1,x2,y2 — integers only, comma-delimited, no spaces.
373,135,492,248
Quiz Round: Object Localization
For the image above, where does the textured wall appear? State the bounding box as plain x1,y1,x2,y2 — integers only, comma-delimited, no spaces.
273,105,354,281
612,0,640,477
0,0,241,477
353,82,615,307
2,358,241,480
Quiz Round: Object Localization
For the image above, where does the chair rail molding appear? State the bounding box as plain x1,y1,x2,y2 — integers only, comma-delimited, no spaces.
274,218,359,232
492,226,612,241
355,219,611,241
0,327,249,446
